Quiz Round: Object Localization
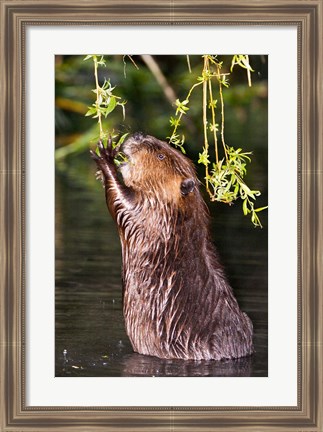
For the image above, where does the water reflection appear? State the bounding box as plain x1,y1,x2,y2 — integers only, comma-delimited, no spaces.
57,338,257,378
121,353,253,377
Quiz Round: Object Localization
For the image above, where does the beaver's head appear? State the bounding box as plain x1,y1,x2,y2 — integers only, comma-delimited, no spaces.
119,133,197,202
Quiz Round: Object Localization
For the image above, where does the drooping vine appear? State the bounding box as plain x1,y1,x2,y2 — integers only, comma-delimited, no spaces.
168,55,267,227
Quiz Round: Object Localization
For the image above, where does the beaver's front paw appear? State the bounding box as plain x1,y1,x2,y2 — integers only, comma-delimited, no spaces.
90,137,120,180
90,137,119,168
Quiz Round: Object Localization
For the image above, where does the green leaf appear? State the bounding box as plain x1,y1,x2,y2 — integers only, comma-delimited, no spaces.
208,100,217,109
116,132,129,147
231,55,255,72
249,190,261,197
97,56,106,67
209,123,219,132
198,149,210,166
234,182,239,195
242,199,249,216
102,97,117,117
255,206,268,213
85,106,97,117
170,116,180,127
175,99,190,115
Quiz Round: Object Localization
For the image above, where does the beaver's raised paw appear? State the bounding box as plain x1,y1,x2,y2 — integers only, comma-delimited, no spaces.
90,139,117,168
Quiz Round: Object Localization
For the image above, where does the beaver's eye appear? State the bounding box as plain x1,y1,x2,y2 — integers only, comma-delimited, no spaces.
157,153,165,160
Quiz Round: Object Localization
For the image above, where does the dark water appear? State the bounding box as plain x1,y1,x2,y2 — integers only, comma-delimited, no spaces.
55,153,268,377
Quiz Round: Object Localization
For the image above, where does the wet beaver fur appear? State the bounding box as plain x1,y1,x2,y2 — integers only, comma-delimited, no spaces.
91,133,253,361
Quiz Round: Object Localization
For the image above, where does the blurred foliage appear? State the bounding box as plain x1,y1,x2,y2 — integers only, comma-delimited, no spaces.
55,55,267,159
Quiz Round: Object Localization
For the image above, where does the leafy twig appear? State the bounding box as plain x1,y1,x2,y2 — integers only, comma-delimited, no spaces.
169,54,267,227
84,55,128,161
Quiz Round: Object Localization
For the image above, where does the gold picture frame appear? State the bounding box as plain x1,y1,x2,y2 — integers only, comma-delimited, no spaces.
0,0,322,430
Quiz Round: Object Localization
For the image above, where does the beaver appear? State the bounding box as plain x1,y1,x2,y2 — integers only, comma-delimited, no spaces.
91,133,253,361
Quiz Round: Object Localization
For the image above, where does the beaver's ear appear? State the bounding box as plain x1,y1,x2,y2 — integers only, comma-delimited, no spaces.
180,178,195,196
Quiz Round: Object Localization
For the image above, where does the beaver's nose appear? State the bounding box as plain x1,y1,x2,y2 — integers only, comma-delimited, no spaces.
132,132,145,142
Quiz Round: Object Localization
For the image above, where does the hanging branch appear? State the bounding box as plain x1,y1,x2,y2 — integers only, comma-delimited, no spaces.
168,54,267,228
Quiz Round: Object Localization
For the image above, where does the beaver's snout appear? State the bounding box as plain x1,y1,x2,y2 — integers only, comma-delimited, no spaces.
121,132,148,157
132,131,146,142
